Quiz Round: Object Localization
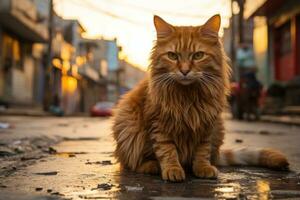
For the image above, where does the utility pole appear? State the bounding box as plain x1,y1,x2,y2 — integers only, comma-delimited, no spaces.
231,0,238,81
237,0,245,44
43,0,54,111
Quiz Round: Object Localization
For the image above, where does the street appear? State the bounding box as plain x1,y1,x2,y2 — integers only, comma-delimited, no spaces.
0,115,300,200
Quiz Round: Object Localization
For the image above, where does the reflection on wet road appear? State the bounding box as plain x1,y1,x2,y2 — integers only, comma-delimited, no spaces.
1,139,300,200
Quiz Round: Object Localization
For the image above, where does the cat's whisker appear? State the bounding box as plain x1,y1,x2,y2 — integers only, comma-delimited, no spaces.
197,75,219,89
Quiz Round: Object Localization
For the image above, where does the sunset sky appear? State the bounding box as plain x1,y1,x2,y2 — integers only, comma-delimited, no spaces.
54,0,232,70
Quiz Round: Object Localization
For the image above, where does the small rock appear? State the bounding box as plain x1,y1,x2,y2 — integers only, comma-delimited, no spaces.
47,189,53,193
85,160,112,165
48,147,57,154
101,160,112,165
259,130,270,135
0,150,15,157
14,146,25,154
235,139,243,143
92,183,114,191
68,154,76,158
51,192,64,196
35,171,58,176
21,156,36,161
35,187,43,191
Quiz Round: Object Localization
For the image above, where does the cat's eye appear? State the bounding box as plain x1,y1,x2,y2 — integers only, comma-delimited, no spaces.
192,51,204,60
167,52,178,60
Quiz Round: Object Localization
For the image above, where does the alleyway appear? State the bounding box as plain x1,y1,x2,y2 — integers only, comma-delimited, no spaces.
0,116,300,199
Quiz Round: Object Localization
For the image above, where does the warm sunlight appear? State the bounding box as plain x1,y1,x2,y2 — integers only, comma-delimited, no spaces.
54,0,231,69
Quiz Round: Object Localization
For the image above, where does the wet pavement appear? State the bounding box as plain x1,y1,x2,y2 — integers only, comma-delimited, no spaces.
0,116,300,199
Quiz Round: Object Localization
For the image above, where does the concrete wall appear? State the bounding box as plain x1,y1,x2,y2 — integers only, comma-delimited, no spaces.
12,56,34,104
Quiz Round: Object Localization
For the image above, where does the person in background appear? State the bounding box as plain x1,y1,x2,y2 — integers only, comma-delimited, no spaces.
235,43,262,120
236,43,256,75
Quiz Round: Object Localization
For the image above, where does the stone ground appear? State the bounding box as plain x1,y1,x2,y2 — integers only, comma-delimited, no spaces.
0,116,300,200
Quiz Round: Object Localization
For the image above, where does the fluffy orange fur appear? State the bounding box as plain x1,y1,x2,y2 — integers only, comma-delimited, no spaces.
112,15,289,182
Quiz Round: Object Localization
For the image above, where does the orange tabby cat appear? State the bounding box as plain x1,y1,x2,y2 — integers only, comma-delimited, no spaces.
112,14,289,182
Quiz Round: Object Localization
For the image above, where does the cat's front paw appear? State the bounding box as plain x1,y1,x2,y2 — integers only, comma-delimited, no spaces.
193,165,218,179
161,166,185,182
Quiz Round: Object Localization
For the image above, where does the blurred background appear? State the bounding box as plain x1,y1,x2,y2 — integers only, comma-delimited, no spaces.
0,0,299,118
1,1,300,199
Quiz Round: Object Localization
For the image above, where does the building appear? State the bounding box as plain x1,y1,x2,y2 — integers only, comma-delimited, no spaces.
106,39,121,102
223,12,254,81
0,0,125,115
246,0,300,110
51,21,121,114
78,38,108,112
0,0,48,107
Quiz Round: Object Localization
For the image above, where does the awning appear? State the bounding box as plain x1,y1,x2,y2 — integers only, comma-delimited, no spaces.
248,0,295,18
78,65,101,83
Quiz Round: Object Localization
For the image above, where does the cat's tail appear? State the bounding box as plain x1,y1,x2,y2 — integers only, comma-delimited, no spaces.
217,148,289,170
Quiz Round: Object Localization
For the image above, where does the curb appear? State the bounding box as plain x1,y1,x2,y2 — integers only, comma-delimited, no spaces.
260,115,300,126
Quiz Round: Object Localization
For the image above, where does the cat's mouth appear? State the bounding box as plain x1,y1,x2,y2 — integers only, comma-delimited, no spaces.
177,77,195,85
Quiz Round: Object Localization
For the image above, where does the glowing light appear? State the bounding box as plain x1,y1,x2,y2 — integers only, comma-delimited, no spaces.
61,43,73,60
54,0,232,69
62,75,77,95
253,17,268,54
62,60,71,75
52,58,62,69
76,56,86,66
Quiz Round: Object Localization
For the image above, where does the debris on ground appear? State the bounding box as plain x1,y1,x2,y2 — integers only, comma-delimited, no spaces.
0,147,15,157
85,160,112,165
125,185,144,192
235,139,243,143
92,183,114,191
35,187,43,191
62,137,100,141
21,156,41,161
259,130,270,135
0,122,11,129
34,171,58,176
47,147,57,154
50,192,65,196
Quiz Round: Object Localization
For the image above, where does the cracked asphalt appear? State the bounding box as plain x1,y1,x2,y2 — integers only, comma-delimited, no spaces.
0,115,300,200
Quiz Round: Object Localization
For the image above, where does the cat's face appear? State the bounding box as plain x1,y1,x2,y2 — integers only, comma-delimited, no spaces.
151,15,223,86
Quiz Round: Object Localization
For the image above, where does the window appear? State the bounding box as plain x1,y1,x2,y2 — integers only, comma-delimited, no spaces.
1,33,29,70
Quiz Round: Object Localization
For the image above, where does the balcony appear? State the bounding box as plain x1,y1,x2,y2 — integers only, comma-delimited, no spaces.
0,0,48,42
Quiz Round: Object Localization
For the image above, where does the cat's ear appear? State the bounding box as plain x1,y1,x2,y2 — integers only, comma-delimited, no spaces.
153,15,174,39
201,14,221,37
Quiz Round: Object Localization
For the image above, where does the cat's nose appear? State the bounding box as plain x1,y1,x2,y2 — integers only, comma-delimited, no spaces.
180,69,191,76
179,63,190,76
